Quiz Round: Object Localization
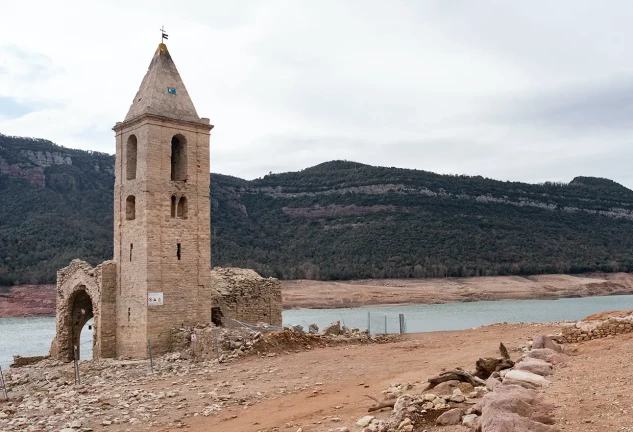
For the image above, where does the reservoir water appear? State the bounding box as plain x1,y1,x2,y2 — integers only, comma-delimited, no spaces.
3,294,633,369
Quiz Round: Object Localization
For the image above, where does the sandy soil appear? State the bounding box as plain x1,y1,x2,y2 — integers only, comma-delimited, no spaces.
282,273,633,309
548,334,633,431
165,324,633,432
6,320,633,431
177,323,560,432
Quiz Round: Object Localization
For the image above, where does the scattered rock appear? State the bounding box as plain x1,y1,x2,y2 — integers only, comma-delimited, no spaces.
323,321,342,336
462,413,479,428
504,370,551,387
514,358,553,376
436,408,463,426
357,415,375,427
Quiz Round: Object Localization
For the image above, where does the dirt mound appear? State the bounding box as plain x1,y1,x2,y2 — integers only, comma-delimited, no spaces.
251,329,395,356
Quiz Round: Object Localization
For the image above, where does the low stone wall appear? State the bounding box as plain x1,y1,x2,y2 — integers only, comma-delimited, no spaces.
211,267,282,328
560,314,633,343
11,355,48,368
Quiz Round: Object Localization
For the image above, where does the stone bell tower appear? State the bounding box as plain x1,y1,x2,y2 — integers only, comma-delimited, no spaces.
112,43,213,357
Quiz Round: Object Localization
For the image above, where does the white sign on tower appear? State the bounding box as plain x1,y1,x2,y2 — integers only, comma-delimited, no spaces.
147,293,164,306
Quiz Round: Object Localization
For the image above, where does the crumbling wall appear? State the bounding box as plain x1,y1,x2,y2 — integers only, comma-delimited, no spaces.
211,267,282,328
53,259,117,361
560,313,633,342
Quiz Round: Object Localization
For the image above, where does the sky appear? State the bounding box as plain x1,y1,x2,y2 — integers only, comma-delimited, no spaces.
3,1,633,186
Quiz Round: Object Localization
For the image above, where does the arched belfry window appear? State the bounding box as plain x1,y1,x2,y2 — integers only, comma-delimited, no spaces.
126,195,136,220
171,195,177,217
171,135,187,181
177,196,188,218
126,135,137,180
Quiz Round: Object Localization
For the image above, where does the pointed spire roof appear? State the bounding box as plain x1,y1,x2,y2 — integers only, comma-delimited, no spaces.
124,43,201,123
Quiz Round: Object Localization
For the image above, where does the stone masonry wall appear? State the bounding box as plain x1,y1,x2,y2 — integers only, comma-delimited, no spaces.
53,259,117,362
114,115,213,358
560,314,633,343
211,267,282,328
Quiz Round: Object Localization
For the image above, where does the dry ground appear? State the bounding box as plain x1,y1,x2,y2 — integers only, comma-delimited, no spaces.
548,333,633,431
281,273,633,309
6,322,633,432
178,323,559,432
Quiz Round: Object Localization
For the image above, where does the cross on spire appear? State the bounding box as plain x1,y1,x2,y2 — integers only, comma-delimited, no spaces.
160,25,169,42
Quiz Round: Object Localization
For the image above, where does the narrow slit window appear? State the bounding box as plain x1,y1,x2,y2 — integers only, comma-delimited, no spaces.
177,243,181,260
126,195,136,220
126,135,137,180
129,243,133,262
177,196,188,218
170,135,187,181
171,195,177,217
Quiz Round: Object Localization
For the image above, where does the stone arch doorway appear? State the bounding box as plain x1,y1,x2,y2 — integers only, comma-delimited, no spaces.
68,287,94,360
53,260,117,362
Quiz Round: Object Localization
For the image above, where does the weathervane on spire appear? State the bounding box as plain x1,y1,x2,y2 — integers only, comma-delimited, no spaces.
160,25,169,42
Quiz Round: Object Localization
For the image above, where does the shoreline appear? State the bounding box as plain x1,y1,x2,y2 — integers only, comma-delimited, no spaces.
2,272,633,317
281,272,633,310
281,290,633,310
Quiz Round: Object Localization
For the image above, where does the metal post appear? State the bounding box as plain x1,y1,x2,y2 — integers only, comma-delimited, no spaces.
73,345,81,386
399,313,404,334
0,365,8,400
367,311,371,335
384,315,387,335
147,339,154,373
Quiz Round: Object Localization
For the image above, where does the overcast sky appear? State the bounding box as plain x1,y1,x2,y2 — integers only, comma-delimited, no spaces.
3,1,633,186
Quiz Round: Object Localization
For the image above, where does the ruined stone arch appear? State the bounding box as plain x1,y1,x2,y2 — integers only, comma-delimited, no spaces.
53,260,116,362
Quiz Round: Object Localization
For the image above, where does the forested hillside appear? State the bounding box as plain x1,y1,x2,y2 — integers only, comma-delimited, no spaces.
3,133,633,285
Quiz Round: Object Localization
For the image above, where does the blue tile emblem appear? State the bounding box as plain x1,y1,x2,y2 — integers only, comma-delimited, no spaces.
167,87,176,95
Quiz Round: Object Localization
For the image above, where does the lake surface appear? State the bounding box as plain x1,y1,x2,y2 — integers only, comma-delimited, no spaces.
3,295,633,369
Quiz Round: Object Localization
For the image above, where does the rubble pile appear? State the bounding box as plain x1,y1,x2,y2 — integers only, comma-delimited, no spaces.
0,320,398,432
170,321,397,362
358,336,565,431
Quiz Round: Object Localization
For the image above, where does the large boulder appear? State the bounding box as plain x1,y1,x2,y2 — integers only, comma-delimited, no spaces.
504,370,551,387
432,379,474,397
525,348,566,365
479,384,559,432
514,358,554,376
532,335,562,353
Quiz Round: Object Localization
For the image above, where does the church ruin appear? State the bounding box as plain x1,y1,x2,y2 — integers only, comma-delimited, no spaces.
51,42,282,362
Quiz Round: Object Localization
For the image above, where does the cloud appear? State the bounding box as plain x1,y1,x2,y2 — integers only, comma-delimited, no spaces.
2,0,633,188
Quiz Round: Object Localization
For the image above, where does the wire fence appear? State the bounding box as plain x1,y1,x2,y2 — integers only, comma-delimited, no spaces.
285,311,408,336
366,311,407,335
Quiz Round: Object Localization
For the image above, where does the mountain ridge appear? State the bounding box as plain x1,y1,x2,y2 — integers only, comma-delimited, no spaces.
2,132,633,285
